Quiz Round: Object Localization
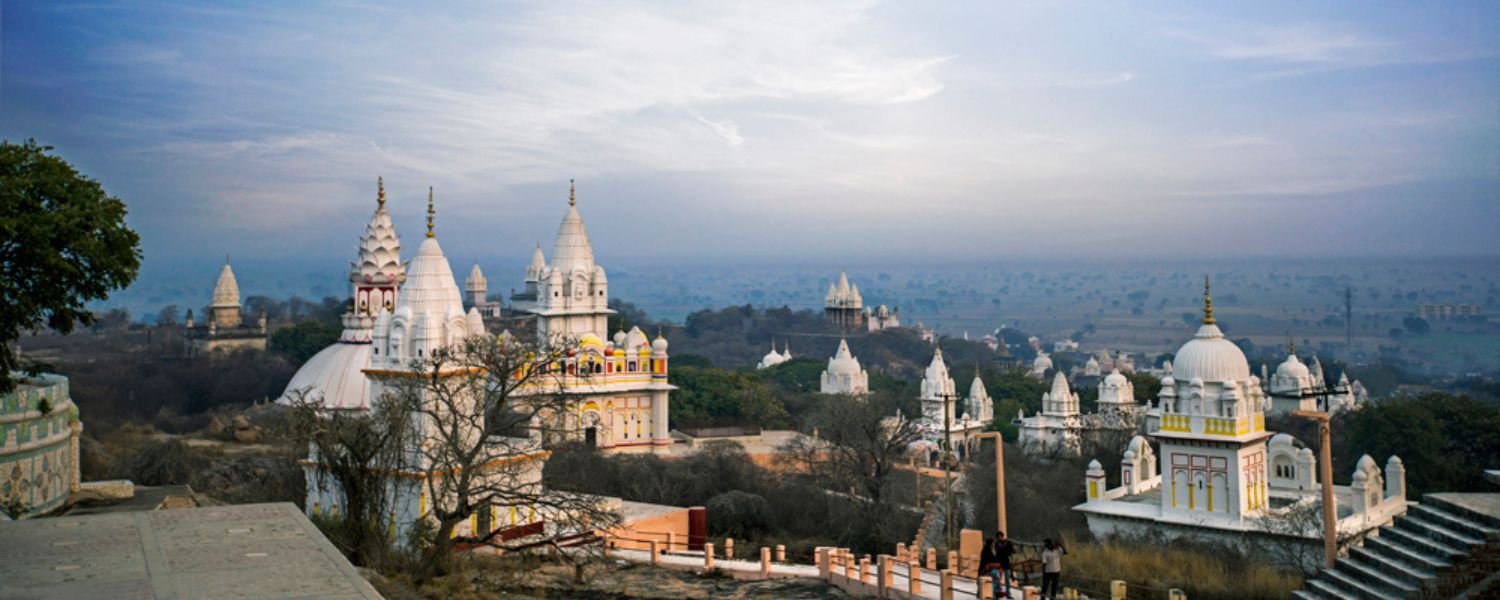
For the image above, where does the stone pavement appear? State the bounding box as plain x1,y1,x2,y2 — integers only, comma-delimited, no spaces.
0,502,382,599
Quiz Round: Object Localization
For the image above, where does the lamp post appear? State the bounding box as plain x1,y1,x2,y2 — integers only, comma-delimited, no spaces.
1291,409,1336,569
973,431,1007,534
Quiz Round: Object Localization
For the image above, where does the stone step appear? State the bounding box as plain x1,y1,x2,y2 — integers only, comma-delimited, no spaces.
1304,578,1346,599
1397,513,1485,551
1349,545,1433,587
1408,503,1500,542
1421,495,1500,533
1320,567,1391,599
1337,555,1420,598
1382,526,1466,561
1291,588,1331,600
1364,534,1451,573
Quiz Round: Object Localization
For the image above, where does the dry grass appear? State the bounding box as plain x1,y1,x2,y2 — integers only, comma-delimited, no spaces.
1058,535,1302,600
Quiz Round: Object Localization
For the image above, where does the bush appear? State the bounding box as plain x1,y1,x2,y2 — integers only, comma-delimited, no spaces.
706,490,771,538
117,439,204,486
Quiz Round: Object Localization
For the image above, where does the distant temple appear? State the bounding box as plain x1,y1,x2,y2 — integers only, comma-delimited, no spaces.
819,338,869,395
1017,369,1144,458
912,347,990,459
824,272,865,329
185,256,266,354
866,304,900,332
756,339,793,370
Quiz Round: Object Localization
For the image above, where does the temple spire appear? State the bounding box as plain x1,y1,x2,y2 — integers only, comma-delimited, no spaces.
426,186,435,239
569,179,576,207
377,176,386,209
1202,275,1216,325
1287,332,1295,355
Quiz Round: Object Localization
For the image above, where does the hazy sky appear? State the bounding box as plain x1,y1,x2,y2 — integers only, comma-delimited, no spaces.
4,1,1498,267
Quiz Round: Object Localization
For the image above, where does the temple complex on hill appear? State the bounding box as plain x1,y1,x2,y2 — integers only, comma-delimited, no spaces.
281,178,677,546
824,272,864,329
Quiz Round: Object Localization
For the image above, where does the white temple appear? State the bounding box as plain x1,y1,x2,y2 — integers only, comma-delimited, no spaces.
1263,340,1364,416
463,263,502,318
1017,372,1084,457
866,304,900,332
913,347,990,456
757,340,793,370
513,182,674,452
1075,279,1407,560
819,338,869,395
1029,351,1053,380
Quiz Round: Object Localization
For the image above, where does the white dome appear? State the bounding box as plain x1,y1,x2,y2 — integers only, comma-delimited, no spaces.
1171,324,1250,383
278,342,373,410
826,339,862,376
1104,369,1128,386
1033,353,1053,370
1275,354,1310,380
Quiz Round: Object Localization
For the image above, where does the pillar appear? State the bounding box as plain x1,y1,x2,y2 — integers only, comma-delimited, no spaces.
927,548,937,570
817,547,831,578
909,561,922,595
879,555,893,593
666,532,676,552
941,571,954,600
652,389,670,444
859,556,870,584
947,550,959,574
725,538,734,559
1111,580,1127,600
762,547,773,578
845,550,858,579
704,543,714,569
650,541,659,566
897,543,908,561
776,544,786,562
1064,587,1079,600
979,576,993,600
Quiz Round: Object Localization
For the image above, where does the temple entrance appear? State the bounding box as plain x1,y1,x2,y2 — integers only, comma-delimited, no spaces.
585,426,597,447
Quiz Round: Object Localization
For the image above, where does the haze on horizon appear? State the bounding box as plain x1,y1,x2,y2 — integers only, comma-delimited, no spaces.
3,1,1498,269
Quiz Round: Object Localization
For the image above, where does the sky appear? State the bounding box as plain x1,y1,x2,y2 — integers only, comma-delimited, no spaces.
4,1,1499,273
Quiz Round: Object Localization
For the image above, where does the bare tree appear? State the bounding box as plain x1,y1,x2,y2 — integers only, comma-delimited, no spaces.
1250,499,1355,575
781,391,924,552
285,389,413,567
383,333,622,580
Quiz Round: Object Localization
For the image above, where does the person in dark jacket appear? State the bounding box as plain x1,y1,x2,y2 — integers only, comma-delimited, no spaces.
980,531,1016,597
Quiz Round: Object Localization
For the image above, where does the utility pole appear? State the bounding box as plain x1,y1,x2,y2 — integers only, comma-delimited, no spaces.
943,390,954,552
974,432,1007,534
1292,409,1337,569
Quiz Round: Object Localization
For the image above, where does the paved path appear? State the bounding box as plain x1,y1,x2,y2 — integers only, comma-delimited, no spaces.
610,547,1023,599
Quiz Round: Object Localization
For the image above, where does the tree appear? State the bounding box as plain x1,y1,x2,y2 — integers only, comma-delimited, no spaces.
270,320,343,363
1,140,141,391
385,334,621,581
781,392,923,553
155,304,180,326
1402,316,1430,336
285,390,414,567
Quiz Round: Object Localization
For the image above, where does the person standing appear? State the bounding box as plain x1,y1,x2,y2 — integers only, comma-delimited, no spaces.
994,530,1015,597
1041,538,1066,599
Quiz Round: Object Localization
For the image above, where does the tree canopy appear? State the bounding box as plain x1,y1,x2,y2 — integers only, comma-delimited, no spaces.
1,140,141,390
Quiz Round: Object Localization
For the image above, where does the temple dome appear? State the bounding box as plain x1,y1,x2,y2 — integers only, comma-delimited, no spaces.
1171,324,1250,383
279,343,373,410
212,262,240,308
1276,353,1310,380
1104,369,1129,387
826,339,862,376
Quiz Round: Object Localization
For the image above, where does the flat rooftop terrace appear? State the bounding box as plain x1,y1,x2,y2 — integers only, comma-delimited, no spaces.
0,502,381,599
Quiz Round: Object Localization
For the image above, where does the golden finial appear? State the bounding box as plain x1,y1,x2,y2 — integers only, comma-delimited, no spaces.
656,326,663,340
377,176,386,209
426,186,435,239
569,179,576,207
1202,275,1216,325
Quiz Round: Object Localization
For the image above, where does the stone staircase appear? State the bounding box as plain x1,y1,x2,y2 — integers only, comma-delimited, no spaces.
1293,494,1500,599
